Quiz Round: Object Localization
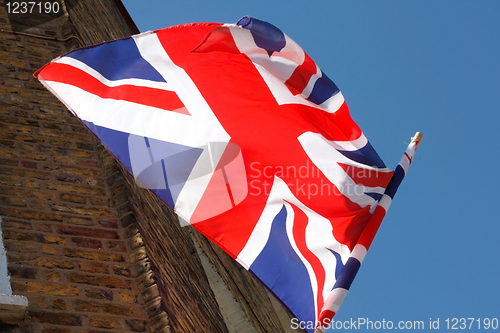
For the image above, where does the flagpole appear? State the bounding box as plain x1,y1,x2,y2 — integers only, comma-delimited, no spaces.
314,132,423,333
357,131,423,248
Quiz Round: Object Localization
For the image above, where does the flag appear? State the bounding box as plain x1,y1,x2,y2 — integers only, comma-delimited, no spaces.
35,16,418,332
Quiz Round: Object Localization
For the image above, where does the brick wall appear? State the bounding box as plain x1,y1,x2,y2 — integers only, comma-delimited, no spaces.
0,1,155,332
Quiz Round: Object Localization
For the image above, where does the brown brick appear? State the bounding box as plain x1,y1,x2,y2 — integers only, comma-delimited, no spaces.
84,288,114,301
16,126,36,134
54,175,85,184
57,225,118,239
127,233,144,251
125,319,147,332
110,191,128,208
64,248,125,262
68,149,95,158
37,128,89,141
0,86,32,96
38,105,66,116
35,107,69,118
8,255,74,269
0,187,56,200
45,271,62,282
97,219,118,229
3,229,36,241
90,196,108,206
0,137,15,148
10,133,45,143
116,205,135,219
64,216,95,226
29,310,81,326
79,261,108,274
37,234,67,245
0,147,47,161
149,312,170,332
8,265,38,279
72,237,102,249
106,240,127,253
0,166,52,179
0,219,32,230
41,122,68,131
106,172,123,187
113,265,132,277
37,223,53,232
0,175,23,186
26,179,41,188
60,193,87,203
46,182,105,196
84,176,105,187
4,241,38,253
48,138,73,147
123,221,139,237
27,48,54,58
26,97,60,106
51,204,113,217
74,299,143,317
0,207,63,221
12,281,79,296
89,315,122,329
53,155,81,165
70,125,88,134
21,160,38,168
42,164,100,176
51,298,69,310
16,142,38,152
67,273,131,290
39,146,93,159
134,258,151,276
0,122,14,131
136,272,155,291
75,142,94,151
0,58,26,67
0,157,18,166
141,285,160,303
110,182,126,198
20,294,48,311
118,291,137,304
144,297,163,318
42,327,73,333
80,159,99,168
4,72,30,82
41,245,58,255
0,115,38,127
29,199,47,210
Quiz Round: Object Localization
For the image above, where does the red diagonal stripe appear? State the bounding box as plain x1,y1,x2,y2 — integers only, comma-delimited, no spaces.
39,63,190,115
290,203,325,319
285,52,317,95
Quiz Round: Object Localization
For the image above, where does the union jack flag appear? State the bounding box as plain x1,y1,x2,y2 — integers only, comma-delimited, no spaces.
35,17,420,332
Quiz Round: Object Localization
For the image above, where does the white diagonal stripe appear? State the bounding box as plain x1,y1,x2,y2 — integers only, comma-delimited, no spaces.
54,56,173,90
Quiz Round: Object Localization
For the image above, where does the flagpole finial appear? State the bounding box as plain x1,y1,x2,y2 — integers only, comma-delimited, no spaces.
411,131,423,144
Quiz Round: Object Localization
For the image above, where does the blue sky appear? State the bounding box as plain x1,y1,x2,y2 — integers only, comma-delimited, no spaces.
121,1,500,331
